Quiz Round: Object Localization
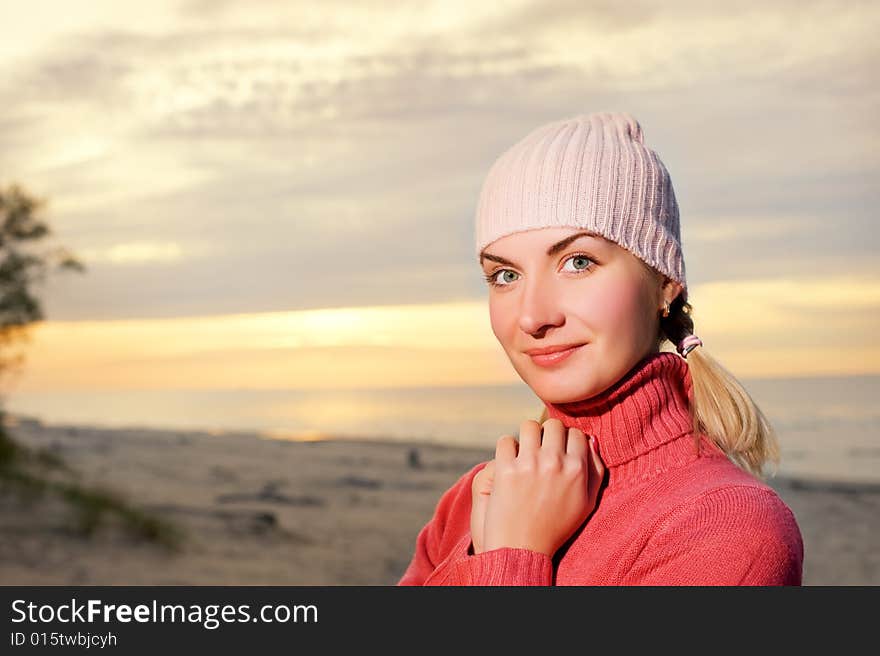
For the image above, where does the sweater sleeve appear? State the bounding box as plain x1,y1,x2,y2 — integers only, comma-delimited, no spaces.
622,485,804,586
397,461,555,586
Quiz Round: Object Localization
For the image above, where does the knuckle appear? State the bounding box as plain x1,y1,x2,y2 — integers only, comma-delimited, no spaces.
515,456,536,475
562,455,584,474
495,462,516,479
541,417,563,430
538,452,564,474
520,419,539,434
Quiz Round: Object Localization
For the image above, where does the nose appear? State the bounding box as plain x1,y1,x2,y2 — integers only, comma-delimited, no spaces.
517,273,565,336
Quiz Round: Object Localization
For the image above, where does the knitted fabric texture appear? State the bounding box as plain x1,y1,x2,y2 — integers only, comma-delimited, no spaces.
474,111,688,302
397,352,804,585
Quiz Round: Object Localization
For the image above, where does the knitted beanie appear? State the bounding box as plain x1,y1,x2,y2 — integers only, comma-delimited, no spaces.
474,111,688,303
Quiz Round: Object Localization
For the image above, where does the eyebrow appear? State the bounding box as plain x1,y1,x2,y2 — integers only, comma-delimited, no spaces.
479,231,603,267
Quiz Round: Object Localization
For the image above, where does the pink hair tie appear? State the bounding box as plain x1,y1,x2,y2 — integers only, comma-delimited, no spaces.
677,334,703,359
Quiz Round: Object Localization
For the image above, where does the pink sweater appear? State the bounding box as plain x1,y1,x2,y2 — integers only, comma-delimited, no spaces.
397,351,804,585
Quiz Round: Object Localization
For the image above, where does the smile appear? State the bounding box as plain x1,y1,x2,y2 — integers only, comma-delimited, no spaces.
527,344,585,367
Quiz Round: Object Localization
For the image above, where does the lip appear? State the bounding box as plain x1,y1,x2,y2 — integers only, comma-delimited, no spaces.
525,343,586,367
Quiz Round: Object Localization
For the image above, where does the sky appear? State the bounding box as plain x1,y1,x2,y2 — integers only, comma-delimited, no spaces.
0,0,878,395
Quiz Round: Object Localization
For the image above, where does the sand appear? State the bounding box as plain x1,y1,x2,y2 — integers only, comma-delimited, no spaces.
1,415,877,585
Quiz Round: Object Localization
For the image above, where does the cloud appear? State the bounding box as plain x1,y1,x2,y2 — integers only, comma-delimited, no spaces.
687,215,825,243
0,0,875,333
8,1,875,139
666,274,880,377
77,240,210,265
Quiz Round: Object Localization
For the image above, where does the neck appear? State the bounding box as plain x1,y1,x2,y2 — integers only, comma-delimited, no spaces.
543,351,699,488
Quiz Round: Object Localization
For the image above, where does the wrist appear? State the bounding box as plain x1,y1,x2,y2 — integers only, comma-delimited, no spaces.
483,538,553,557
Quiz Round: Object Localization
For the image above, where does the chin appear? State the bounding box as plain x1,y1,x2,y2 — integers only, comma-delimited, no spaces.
537,384,598,405
526,371,600,405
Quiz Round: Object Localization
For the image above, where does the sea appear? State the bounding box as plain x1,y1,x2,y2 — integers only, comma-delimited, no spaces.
4,373,879,485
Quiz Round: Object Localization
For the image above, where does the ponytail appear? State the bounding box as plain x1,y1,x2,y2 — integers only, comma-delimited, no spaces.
662,295,780,480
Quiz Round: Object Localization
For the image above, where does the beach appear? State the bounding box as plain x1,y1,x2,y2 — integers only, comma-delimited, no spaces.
1,415,877,585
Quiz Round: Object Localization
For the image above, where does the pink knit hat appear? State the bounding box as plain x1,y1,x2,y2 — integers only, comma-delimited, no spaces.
474,111,688,303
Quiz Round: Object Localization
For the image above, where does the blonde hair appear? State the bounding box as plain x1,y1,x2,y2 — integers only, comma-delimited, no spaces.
535,281,780,481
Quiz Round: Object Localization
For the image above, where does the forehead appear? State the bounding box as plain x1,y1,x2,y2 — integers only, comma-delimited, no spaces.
480,228,611,265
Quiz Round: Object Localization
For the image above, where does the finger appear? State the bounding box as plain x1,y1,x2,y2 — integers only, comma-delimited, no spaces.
472,469,483,494
517,420,541,458
565,427,588,459
472,463,493,495
473,474,492,497
590,437,604,476
483,459,496,477
587,438,605,498
539,418,567,453
474,460,495,494
495,434,518,463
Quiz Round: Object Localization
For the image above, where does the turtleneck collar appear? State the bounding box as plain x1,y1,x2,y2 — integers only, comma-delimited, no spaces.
543,351,705,489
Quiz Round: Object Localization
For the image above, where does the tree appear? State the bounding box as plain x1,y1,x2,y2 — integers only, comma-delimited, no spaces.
0,182,86,380
0,183,87,369
0,183,182,550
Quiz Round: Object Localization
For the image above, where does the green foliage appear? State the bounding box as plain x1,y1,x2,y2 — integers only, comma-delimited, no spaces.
0,183,86,327
0,416,185,551
0,183,87,378
0,184,185,552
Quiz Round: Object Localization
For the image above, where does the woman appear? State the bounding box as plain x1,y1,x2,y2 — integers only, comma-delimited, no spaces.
397,112,803,586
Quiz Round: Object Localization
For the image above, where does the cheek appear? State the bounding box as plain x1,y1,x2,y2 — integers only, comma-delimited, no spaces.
588,281,643,330
488,299,511,342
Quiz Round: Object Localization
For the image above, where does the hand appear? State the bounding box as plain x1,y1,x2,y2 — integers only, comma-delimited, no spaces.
482,418,604,557
470,460,495,555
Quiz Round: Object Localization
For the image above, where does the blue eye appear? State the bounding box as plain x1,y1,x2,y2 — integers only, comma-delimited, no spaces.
482,253,596,288
484,270,519,287
563,254,594,272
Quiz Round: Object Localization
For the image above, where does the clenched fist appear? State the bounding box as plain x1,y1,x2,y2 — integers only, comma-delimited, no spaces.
472,418,604,557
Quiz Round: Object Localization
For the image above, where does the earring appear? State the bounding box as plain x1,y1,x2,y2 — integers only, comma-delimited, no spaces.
662,301,670,318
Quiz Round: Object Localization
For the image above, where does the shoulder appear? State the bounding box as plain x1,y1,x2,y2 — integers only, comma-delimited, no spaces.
664,481,801,539
645,476,804,584
661,453,802,544
617,448,804,584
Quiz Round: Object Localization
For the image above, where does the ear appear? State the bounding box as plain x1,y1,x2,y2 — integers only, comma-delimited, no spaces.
661,277,684,304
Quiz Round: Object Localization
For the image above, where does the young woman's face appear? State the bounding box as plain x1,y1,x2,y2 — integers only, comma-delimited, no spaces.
479,226,680,404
